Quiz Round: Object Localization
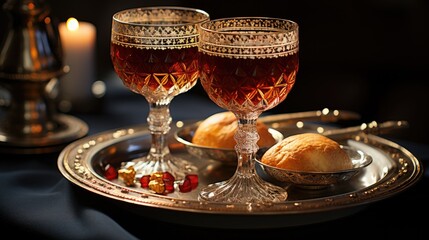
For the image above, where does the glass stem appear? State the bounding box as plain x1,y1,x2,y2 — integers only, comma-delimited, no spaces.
199,114,288,203
234,117,259,177
147,102,171,162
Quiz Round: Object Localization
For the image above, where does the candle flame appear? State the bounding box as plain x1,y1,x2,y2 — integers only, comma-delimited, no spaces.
66,18,79,31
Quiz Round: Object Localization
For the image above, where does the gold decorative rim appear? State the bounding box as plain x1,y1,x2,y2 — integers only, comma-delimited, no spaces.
111,6,210,50
198,17,299,58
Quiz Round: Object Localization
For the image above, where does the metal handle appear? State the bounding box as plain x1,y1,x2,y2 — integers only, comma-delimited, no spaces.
260,108,361,127
322,120,409,138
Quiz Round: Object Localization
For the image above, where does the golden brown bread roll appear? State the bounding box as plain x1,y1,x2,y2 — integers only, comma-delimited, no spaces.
261,133,352,172
192,111,277,149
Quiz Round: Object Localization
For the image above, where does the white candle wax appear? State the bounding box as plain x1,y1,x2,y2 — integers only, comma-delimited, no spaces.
58,18,96,111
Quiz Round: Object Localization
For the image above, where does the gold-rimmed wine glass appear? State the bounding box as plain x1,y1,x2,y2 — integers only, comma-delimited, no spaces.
197,17,299,203
110,6,210,180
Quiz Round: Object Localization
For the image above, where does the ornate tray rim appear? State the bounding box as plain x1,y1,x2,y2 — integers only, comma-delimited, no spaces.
57,122,423,225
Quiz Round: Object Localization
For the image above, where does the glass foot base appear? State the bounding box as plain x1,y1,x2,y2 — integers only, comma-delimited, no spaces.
198,173,288,204
122,154,197,180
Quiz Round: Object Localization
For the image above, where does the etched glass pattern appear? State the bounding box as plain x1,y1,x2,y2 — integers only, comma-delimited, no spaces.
110,7,209,180
198,17,299,203
112,7,209,50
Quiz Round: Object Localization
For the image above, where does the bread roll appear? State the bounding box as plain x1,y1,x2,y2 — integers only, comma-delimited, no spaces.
261,133,352,172
192,111,277,149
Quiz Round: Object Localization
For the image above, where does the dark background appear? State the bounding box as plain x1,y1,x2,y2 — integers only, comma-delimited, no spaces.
0,1,428,239
1,0,428,145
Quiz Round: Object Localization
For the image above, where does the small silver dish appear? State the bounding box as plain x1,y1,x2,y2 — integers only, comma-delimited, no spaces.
174,121,284,165
256,146,373,188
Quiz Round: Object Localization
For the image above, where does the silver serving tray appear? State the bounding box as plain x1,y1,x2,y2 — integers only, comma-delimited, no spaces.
57,121,422,229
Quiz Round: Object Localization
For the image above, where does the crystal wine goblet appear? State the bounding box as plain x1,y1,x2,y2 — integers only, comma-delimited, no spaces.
198,17,299,203
110,7,210,180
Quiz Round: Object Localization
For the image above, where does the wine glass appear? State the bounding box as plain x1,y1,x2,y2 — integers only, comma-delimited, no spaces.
110,7,210,180
197,17,299,203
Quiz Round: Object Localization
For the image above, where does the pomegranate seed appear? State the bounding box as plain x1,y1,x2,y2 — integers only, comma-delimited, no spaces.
140,175,151,188
162,172,175,182
179,179,192,192
164,180,175,193
104,165,118,180
185,174,198,189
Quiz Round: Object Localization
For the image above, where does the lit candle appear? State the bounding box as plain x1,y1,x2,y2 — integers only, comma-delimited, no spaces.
58,17,96,112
